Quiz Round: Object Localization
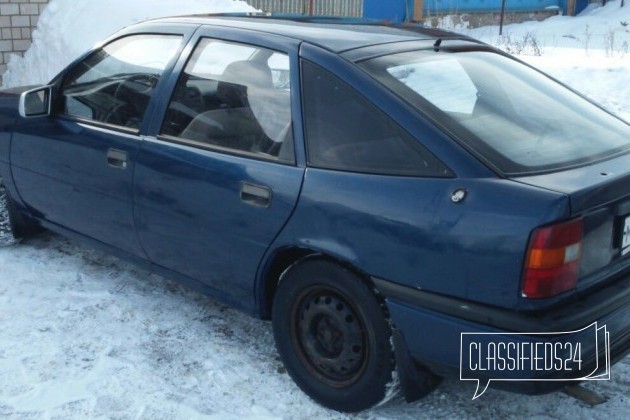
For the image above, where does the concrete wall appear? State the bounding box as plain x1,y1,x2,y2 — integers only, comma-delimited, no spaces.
0,0,48,83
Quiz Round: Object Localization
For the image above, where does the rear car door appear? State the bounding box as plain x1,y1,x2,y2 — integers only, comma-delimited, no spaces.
134,30,304,306
10,29,188,256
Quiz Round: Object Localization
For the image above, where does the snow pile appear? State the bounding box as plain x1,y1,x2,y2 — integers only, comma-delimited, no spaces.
2,0,256,88
437,1,630,121
467,0,630,58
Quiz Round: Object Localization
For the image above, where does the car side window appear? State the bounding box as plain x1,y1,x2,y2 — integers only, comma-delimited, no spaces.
160,38,294,163
302,61,450,177
59,34,182,131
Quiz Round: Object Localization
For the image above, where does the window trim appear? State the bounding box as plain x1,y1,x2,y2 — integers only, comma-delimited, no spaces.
157,133,296,166
57,114,141,136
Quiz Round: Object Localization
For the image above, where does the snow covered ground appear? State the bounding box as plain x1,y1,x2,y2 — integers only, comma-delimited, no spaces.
1,1,630,418
1,234,629,419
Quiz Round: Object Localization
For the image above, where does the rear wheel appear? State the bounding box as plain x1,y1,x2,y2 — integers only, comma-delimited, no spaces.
272,259,395,412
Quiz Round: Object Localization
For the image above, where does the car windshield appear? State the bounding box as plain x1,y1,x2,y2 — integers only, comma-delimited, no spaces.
360,49,630,175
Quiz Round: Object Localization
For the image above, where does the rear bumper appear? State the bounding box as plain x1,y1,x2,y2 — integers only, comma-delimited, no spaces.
374,273,630,391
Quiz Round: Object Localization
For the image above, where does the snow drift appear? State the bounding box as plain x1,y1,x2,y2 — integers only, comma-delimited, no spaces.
2,0,256,88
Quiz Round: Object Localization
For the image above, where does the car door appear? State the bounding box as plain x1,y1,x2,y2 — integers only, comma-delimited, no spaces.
10,29,189,256
134,32,304,306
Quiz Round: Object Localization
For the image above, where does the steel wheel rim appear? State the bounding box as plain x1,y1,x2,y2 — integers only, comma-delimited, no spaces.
292,285,368,388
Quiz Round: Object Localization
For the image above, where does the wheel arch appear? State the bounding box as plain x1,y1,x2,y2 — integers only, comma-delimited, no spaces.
256,245,382,320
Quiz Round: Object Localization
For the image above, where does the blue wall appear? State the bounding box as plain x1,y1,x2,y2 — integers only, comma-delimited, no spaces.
423,0,562,14
363,0,588,22
364,0,411,22
575,0,589,14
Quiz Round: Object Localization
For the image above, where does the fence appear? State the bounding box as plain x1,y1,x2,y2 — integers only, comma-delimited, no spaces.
246,0,363,16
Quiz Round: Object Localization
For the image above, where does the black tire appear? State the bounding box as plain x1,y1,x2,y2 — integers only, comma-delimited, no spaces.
0,179,17,245
272,259,395,412
0,179,39,245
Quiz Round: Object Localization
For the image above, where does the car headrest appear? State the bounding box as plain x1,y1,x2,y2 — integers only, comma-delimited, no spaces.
222,60,273,88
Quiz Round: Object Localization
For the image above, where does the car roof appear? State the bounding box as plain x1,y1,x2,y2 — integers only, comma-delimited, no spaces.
150,14,465,53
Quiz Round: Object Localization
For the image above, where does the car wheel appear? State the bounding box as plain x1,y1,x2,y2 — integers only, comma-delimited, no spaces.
272,259,395,412
0,179,18,246
0,179,39,245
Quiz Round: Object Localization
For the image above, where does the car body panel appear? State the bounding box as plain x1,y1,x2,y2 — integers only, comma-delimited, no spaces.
385,290,630,382
513,152,630,214
0,96,16,184
0,87,32,189
10,120,145,255
134,137,304,304
273,169,569,309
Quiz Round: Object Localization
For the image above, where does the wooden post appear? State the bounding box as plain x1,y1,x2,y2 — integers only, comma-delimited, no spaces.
499,0,506,35
413,0,423,21
566,0,576,16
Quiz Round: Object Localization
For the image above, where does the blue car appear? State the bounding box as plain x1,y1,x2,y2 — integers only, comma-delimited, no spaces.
1,15,630,412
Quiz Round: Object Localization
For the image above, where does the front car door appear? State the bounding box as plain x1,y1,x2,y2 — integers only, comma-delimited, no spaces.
10,27,191,256
134,29,304,308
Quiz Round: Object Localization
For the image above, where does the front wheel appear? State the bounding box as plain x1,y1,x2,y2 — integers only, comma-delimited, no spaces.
0,179,39,245
0,180,17,246
272,259,395,412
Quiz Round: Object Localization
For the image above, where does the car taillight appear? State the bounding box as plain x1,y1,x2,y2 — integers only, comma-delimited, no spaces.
522,218,583,299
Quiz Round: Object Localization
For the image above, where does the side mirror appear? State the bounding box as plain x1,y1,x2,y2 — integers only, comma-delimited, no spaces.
19,86,52,118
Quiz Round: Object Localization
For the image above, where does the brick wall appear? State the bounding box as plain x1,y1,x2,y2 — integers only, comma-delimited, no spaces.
0,0,48,83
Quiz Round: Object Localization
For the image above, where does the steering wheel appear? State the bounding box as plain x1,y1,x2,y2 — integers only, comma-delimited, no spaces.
107,74,158,127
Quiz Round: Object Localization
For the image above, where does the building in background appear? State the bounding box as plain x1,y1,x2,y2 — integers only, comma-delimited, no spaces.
0,0,48,82
246,0,593,22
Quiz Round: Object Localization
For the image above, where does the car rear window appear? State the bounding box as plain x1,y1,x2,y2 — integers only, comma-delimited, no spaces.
360,50,630,175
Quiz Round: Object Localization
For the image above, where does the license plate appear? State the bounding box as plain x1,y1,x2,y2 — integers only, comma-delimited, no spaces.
622,216,630,250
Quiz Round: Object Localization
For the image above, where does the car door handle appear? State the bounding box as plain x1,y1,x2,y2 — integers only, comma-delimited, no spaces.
107,148,127,169
240,183,271,207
